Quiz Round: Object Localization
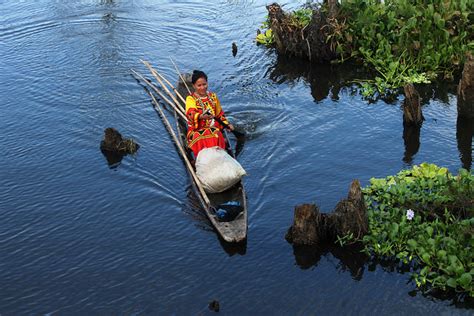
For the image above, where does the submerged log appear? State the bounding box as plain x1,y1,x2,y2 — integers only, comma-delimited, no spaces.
266,2,338,62
457,52,474,118
286,180,368,246
403,84,423,126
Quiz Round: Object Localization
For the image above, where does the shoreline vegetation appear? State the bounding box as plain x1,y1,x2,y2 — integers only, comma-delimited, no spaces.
266,1,474,299
257,0,473,101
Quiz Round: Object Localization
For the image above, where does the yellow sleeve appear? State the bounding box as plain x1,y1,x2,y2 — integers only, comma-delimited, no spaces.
185,95,197,113
185,96,200,129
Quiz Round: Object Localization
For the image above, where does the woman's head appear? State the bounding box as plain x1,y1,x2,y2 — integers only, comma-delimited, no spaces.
191,70,207,84
192,70,208,96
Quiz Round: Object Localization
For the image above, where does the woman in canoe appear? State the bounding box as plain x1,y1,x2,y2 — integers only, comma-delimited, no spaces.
185,70,234,157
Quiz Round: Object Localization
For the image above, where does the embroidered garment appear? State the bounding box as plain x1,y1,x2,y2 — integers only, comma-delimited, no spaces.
185,92,229,157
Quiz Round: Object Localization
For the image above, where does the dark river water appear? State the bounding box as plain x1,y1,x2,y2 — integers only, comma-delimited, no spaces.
1,0,472,314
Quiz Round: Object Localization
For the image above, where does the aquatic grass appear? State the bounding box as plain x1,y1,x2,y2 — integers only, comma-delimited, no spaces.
362,163,474,296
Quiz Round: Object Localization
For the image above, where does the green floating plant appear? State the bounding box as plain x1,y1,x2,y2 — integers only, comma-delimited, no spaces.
256,29,274,46
335,0,473,99
362,163,473,296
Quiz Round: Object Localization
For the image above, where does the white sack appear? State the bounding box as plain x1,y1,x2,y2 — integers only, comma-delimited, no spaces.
195,147,246,193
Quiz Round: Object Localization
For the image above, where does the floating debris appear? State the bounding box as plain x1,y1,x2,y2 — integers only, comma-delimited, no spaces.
208,299,220,312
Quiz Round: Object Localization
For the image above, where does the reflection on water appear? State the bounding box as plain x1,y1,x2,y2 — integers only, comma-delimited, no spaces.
291,242,368,280
269,55,472,169
457,115,473,170
100,147,127,167
268,55,367,102
403,124,421,165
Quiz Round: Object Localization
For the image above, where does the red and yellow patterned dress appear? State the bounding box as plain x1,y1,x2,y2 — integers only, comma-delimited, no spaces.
185,92,229,157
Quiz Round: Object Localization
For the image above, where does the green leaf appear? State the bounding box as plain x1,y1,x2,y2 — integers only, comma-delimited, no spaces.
390,222,399,236
421,253,431,263
447,277,457,288
437,250,447,260
458,273,472,289
407,239,417,249
425,226,433,236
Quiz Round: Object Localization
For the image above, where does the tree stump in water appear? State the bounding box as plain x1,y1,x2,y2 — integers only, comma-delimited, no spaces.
403,84,423,126
100,128,139,167
286,180,368,245
457,52,474,118
285,204,321,245
266,2,338,62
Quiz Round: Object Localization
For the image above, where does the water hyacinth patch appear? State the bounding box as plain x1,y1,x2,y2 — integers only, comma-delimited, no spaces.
362,163,473,296
333,0,473,98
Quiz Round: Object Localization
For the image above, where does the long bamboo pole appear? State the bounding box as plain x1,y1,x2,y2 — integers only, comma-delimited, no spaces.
170,58,194,97
157,71,187,105
140,60,187,106
140,78,212,206
141,60,186,116
130,69,188,122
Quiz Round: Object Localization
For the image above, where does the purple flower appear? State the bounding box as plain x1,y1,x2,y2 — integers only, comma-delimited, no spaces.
406,209,415,221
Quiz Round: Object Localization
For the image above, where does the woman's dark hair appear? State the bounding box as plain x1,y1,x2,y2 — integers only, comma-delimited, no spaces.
191,70,207,84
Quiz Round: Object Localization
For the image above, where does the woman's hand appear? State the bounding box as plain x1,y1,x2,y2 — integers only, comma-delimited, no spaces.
227,124,234,131
199,113,213,120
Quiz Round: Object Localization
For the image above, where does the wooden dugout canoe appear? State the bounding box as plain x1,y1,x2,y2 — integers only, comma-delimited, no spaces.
173,80,248,243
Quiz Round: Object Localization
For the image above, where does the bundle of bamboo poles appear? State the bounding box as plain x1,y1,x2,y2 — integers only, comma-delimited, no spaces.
131,59,212,207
